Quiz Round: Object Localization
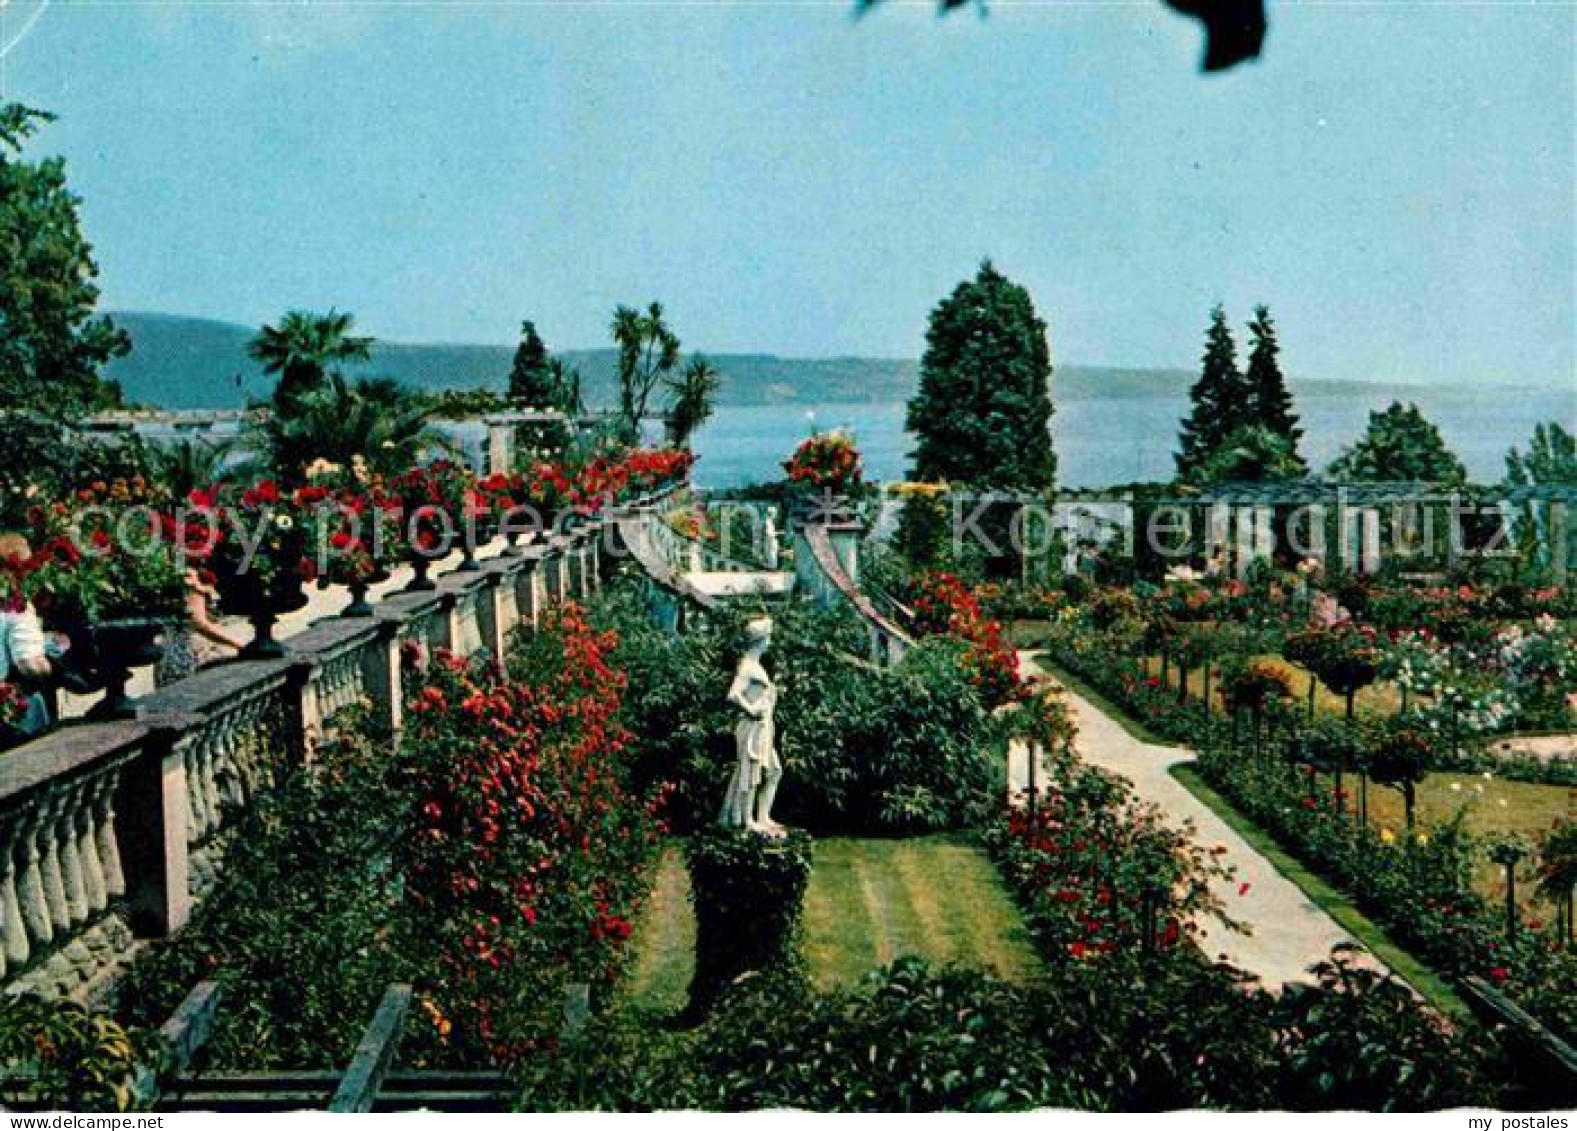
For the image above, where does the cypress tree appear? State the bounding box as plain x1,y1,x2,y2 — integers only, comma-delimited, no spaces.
905,260,1056,493
1244,305,1305,473
507,320,555,405
1175,305,1251,481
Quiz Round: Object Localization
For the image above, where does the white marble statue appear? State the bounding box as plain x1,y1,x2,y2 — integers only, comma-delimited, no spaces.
720,616,785,836
761,508,780,570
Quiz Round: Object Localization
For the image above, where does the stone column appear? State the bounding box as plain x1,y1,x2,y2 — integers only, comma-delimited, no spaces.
116,728,192,938
361,621,403,739
1360,507,1382,575
485,420,515,476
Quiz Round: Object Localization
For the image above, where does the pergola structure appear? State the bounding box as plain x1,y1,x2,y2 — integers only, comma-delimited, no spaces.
1054,481,1576,581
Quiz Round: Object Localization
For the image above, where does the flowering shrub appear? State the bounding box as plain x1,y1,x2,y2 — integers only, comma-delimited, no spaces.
394,606,656,1062
783,431,862,494
1219,660,1295,715
4,505,185,625
909,571,1021,707
182,482,314,615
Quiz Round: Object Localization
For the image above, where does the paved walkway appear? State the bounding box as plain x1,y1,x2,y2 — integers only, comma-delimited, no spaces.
1020,653,1383,989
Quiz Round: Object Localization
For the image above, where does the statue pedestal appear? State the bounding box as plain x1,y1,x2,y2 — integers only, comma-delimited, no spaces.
682,826,812,1022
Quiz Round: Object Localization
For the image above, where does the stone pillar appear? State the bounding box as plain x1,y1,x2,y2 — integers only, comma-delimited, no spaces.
1233,506,1256,577
1252,505,1275,562
362,622,403,739
478,576,506,664
1206,504,1232,572
115,729,191,938
485,421,515,476
1359,507,1382,575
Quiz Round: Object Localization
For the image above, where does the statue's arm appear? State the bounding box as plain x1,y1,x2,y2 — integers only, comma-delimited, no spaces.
727,666,765,719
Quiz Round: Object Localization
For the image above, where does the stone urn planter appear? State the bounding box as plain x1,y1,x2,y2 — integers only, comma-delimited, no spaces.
81,617,166,719
216,574,308,659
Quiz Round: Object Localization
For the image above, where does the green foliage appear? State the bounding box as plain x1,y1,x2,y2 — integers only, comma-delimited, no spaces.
1175,305,1253,481
116,711,409,1069
1243,305,1305,470
240,374,453,484
906,260,1056,493
1504,421,1577,486
0,103,128,416
0,415,157,528
0,996,156,1112
1192,424,1306,485
612,302,681,441
664,356,722,449
1328,401,1468,484
595,586,994,835
248,308,372,408
519,951,1498,1111
683,827,812,1018
507,320,555,404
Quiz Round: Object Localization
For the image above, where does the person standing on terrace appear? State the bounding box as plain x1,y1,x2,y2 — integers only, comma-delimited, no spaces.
0,533,57,742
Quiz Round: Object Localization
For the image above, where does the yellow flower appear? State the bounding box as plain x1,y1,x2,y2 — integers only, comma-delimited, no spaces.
1415,832,1430,846
1379,828,1396,845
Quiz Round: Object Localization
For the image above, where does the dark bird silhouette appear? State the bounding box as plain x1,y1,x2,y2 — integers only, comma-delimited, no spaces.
1161,0,1267,71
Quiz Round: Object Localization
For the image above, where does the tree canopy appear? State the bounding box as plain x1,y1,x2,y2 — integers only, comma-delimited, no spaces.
1505,422,1577,486
1175,305,1253,481
612,302,682,442
905,260,1056,493
1243,305,1304,473
507,320,556,406
248,309,372,408
1327,401,1467,484
0,103,128,416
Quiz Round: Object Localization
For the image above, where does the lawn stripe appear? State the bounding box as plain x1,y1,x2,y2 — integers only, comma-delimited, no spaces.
621,847,692,1013
803,839,879,987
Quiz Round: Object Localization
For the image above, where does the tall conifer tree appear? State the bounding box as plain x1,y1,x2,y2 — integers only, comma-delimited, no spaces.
1244,305,1305,472
1175,305,1250,480
905,260,1056,492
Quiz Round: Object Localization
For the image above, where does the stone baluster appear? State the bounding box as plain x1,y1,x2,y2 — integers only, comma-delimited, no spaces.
18,805,58,948
53,786,90,927
91,774,125,902
35,795,72,937
1,815,33,974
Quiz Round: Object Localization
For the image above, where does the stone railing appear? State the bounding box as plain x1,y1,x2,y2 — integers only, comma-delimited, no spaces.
793,517,912,668
0,490,670,1004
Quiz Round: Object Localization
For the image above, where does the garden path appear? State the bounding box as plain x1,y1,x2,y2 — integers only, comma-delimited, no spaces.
1019,653,1386,990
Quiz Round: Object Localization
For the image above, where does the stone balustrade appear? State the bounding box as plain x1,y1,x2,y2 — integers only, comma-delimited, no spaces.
0,493,679,1004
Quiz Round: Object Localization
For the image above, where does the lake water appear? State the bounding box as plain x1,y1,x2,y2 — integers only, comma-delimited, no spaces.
688,386,1576,489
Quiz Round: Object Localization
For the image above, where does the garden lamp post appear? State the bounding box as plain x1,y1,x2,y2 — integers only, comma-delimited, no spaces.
1490,840,1528,938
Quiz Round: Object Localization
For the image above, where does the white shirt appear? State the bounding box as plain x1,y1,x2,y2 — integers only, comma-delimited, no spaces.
0,605,48,682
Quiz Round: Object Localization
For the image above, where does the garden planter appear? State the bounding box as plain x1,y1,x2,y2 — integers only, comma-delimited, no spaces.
405,552,442,593
82,617,166,719
457,517,496,572
217,574,308,659
340,570,389,618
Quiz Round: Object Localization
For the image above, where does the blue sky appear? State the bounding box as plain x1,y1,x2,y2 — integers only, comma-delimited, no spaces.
2,1,1573,389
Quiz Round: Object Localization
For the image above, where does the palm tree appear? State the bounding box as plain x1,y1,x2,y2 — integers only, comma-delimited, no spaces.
242,375,454,484
664,356,721,448
611,302,681,442
151,437,233,498
249,309,373,407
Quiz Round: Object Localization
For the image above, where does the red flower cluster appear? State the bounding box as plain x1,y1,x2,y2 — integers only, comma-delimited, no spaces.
910,571,1022,707
783,432,862,493
393,606,656,1061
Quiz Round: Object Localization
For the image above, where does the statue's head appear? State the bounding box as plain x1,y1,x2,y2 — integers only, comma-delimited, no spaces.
745,616,773,651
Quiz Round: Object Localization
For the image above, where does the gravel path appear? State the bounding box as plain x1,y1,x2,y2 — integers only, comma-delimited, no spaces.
1021,653,1385,989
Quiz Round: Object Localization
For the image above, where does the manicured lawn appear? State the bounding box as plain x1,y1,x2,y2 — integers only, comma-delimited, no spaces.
802,837,1042,989
1326,770,1575,906
621,835,1042,1012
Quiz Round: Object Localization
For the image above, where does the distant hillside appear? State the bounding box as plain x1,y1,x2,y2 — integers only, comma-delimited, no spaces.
101,310,1473,411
